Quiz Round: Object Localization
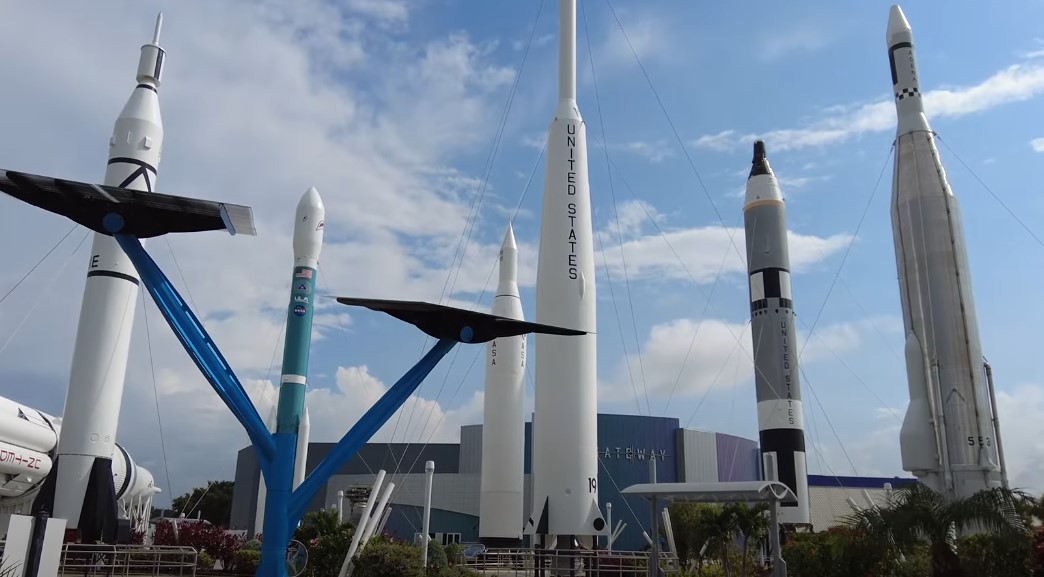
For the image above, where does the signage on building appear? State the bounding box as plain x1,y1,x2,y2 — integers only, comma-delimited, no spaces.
599,447,668,461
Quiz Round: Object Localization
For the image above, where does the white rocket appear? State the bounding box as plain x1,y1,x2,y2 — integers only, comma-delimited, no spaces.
0,396,158,533
887,5,1004,499
32,15,166,540
528,0,606,544
743,141,811,525
478,224,525,546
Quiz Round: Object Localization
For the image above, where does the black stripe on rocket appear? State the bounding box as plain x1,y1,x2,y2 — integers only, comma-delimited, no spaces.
760,428,806,508
888,42,920,100
749,267,793,314
107,157,157,193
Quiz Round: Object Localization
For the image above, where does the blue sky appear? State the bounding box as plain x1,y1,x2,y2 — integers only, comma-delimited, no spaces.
1,0,1043,507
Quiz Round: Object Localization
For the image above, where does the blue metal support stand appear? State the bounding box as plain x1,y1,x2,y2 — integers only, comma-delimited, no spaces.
112,232,461,577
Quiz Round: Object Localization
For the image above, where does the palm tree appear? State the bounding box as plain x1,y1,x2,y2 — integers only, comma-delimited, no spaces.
732,503,769,577
843,483,1028,577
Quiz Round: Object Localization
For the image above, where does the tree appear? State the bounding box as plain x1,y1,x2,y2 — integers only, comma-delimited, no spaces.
844,483,1028,577
732,503,769,577
171,480,235,526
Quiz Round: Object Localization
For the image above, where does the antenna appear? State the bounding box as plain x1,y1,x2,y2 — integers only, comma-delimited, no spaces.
153,12,164,45
558,0,576,101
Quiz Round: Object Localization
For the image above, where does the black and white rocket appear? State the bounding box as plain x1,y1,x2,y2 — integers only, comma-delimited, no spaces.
32,15,167,542
887,5,1004,499
743,141,810,525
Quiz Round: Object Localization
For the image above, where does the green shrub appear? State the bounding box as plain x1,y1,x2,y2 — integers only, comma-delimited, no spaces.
305,527,355,577
352,540,424,577
957,533,1032,577
444,542,463,565
783,528,892,577
242,538,262,551
196,551,214,570
425,541,448,570
232,549,261,574
429,566,479,577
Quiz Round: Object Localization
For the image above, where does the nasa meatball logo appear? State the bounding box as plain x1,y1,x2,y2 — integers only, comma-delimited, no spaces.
293,305,307,317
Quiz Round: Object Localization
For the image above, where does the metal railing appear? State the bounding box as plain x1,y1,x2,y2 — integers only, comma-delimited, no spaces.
458,548,678,577
57,544,197,577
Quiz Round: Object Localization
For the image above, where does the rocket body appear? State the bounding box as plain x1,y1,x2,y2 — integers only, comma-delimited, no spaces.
258,187,324,577
743,141,810,525
34,20,166,539
887,5,1002,498
529,0,605,541
479,225,526,545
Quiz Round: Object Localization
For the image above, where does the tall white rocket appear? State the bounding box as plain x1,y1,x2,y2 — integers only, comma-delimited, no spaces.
528,0,606,543
33,16,166,540
887,5,1003,499
479,225,526,545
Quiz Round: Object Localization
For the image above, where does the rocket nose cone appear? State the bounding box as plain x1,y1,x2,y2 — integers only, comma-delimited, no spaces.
749,140,771,178
502,222,517,250
297,186,325,213
887,5,912,41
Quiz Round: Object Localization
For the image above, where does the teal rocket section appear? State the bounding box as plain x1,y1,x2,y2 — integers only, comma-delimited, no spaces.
277,265,317,434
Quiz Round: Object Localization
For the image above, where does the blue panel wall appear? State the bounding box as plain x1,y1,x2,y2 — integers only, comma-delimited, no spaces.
594,414,679,552
714,433,760,482
382,506,480,544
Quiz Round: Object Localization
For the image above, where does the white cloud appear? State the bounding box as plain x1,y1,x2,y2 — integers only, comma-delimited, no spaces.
620,140,675,163
599,314,901,407
1030,137,1044,152
694,60,1044,152
757,23,834,62
597,226,853,284
599,9,671,67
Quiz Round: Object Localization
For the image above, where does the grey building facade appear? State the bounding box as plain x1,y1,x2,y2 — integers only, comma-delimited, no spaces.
230,414,766,551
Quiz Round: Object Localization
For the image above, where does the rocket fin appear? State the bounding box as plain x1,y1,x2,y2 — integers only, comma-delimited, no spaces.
80,458,119,543
524,498,549,535
587,496,606,534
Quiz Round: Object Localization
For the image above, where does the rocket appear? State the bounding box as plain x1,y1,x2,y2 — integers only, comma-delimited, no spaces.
743,141,810,525
887,5,1003,499
31,15,166,541
528,0,606,545
478,224,525,546
257,187,324,574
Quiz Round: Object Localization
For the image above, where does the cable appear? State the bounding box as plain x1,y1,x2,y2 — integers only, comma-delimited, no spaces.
797,143,893,361
936,134,1044,249
0,229,89,358
142,297,177,510
582,0,651,416
0,223,78,307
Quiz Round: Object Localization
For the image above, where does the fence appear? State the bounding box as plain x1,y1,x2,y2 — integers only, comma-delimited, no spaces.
57,544,197,577
458,548,678,577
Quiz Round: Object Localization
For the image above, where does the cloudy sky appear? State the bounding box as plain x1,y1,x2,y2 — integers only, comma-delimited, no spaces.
1,0,1043,508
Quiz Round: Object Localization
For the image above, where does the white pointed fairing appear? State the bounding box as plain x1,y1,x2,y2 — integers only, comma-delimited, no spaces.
478,224,526,543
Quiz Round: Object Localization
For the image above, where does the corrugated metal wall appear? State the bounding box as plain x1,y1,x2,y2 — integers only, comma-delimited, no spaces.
676,429,719,483
458,424,482,474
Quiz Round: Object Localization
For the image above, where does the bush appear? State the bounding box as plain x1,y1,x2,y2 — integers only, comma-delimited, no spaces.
782,527,892,577
444,542,463,566
957,533,1032,577
195,551,214,570
152,520,244,568
232,549,261,574
242,538,262,551
1033,527,1044,577
352,540,424,577
425,541,448,570
305,527,355,577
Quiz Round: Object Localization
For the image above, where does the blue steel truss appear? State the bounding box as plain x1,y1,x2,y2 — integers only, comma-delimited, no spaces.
113,233,459,577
